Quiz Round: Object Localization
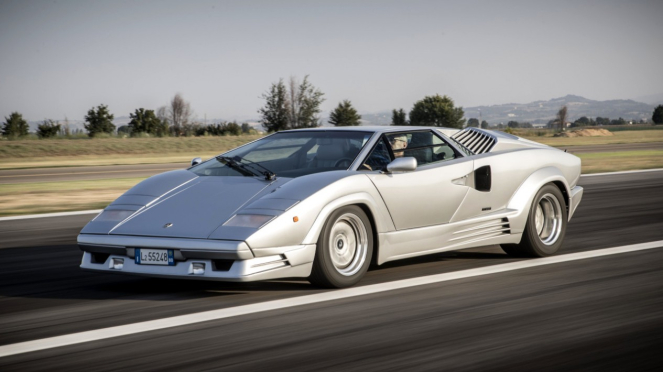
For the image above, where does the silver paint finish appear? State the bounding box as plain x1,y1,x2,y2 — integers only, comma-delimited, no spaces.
78,126,583,282
80,244,316,281
385,157,417,173
368,157,474,230
77,233,254,260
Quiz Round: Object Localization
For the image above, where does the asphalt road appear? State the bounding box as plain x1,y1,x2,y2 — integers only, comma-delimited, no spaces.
1,171,663,371
1,141,662,184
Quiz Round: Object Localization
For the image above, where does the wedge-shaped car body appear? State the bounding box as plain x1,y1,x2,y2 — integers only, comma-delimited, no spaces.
79,126,583,287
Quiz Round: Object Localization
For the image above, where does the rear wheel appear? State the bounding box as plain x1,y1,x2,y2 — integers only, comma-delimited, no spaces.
309,205,373,288
502,183,567,257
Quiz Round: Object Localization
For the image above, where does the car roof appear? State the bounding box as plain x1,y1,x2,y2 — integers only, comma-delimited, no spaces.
279,126,458,134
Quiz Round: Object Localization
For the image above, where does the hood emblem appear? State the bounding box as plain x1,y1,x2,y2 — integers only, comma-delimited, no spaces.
163,223,173,228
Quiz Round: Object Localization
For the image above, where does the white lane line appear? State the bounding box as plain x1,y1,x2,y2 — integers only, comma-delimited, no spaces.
1,240,661,358
0,210,102,222
581,168,663,177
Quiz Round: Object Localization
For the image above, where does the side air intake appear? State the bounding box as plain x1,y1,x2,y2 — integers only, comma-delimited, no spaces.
451,128,497,154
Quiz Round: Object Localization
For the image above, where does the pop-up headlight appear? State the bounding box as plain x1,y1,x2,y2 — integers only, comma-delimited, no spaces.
94,210,135,222
223,214,274,228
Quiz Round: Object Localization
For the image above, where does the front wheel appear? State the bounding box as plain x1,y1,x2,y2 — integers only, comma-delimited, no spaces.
502,183,567,257
309,205,373,288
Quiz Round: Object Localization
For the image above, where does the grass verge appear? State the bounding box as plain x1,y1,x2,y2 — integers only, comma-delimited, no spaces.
0,135,262,169
577,150,663,174
0,178,145,217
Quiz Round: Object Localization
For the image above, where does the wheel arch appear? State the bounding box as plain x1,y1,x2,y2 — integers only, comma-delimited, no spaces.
507,166,571,235
301,193,391,248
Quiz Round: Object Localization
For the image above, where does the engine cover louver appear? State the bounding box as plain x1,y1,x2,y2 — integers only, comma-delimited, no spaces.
451,128,497,154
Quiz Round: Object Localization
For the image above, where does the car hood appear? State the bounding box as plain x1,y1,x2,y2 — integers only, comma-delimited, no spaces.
81,170,293,239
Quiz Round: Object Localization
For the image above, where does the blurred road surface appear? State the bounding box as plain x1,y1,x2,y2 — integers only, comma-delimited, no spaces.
0,170,662,370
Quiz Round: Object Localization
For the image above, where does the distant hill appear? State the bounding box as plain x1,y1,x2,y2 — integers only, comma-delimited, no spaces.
463,95,654,125
357,95,655,126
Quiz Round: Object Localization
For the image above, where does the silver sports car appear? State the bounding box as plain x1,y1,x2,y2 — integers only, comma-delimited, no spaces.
79,126,583,288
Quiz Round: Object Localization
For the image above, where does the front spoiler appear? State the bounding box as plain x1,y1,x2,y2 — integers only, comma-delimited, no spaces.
78,234,316,281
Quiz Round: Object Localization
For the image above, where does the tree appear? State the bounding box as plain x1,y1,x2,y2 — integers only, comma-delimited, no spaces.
128,108,168,136
2,112,30,138
507,121,519,128
391,109,408,126
408,94,465,128
258,79,289,132
37,119,61,138
329,100,362,126
595,117,610,126
224,121,242,135
556,105,568,132
653,105,663,125
467,118,479,127
481,120,489,129
168,94,193,136
286,75,325,128
84,104,115,137
117,125,131,136
241,123,252,133
572,116,591,127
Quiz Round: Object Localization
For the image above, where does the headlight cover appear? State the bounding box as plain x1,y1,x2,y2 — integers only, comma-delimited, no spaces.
93,209,135,222
223,214,275,229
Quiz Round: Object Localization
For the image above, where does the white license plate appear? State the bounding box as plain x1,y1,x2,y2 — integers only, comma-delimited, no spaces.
135,249,174,266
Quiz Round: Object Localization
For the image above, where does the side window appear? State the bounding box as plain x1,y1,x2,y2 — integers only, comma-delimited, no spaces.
400,131,459,166
360,138,392,171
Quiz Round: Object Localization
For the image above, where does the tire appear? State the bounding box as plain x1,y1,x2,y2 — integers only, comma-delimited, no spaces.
309,205,373,288
501,183,568,257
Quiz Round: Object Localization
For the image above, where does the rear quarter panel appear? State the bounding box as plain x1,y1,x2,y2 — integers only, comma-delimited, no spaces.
451,148,581,223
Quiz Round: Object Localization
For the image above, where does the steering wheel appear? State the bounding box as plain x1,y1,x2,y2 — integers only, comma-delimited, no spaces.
334,158,353,168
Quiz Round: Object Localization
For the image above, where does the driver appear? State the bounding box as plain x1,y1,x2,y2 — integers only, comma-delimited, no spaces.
361,134,408,171
388,134,408,158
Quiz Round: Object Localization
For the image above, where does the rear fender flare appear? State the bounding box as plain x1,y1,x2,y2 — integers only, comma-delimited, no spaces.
507,166,570,234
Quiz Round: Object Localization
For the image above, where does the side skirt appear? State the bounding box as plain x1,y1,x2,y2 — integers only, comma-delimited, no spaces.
377,209,523,264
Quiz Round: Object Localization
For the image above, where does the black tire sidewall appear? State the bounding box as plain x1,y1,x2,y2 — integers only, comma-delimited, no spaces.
313,205,373,288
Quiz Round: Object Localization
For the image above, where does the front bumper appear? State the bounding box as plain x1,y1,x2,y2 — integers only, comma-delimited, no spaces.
78,234,315,281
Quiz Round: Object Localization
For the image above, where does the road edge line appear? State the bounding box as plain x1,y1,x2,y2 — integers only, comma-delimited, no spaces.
1,239,661,358
0,210,102,222
581,168,663,177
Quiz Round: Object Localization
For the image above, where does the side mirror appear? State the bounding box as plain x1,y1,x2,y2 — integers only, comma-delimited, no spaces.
191,157,202,167
385,157,417,173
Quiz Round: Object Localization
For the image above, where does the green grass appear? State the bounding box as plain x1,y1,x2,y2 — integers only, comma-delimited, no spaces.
579,150,663,174
0,177,146,216
0,135,262,169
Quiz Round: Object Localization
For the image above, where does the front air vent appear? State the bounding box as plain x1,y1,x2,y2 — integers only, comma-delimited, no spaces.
451,128,497,154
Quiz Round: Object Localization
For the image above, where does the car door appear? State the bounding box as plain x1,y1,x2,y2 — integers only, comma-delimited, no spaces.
363,131,474,230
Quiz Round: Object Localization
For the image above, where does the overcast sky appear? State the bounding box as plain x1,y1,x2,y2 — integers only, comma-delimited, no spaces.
1,0,662,122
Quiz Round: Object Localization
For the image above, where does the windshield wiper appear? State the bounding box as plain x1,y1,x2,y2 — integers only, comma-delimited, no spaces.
215,156,261,178
216,156,276,181
230,156,276,181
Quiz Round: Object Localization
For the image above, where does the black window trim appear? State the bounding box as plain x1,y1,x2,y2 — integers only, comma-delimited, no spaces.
358,129,465,171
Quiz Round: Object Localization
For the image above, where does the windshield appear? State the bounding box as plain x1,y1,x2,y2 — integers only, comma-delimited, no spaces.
190,130,374,178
